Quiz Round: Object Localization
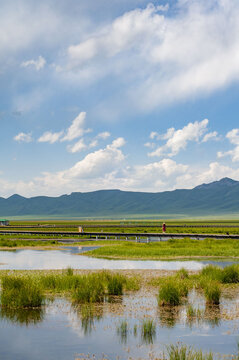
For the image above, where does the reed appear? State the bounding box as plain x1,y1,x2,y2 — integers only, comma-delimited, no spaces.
1,275,45,308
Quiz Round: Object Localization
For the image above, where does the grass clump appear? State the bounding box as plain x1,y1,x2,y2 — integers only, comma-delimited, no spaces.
107,274,123,296
72,274,105,303
204,281,221,305
141,319,156,344
176,268,189,280
166,344,213,360
220,265,239,283
117,320,128,344
1,275,45,308
158,281,181,306
158,279,188,306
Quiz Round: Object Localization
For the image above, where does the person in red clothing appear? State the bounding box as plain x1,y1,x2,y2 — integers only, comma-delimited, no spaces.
162,222,166,233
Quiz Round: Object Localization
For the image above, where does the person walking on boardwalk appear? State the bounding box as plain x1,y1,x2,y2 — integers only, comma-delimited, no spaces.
162,222,166,233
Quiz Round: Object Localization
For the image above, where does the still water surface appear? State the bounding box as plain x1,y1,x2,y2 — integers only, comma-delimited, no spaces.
0,246,238,270
0,290,239,360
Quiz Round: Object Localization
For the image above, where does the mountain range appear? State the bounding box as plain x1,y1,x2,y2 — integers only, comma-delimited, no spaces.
0,177,239,217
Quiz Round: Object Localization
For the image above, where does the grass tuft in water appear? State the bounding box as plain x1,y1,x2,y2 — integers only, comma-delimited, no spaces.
117,320,128,344
107,274,124,296
176,268,189,280
141,319,156,344
166,344,213,360
72,274,105,303
158,280,188,306
220,265,239,283
1,275,45,308
203,281,221,305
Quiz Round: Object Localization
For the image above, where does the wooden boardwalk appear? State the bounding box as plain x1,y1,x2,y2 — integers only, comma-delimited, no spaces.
0,229,239,240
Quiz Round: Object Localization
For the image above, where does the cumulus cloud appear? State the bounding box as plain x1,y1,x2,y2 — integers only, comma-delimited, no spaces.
38,130,63,144
217,129,239,161
176,162,239,189
202,131,219,143
63,1,239,110
96,131,111,139
149,119,209,157
21,56,46,71
67,138,87,153
61,112,91,142
14,132,32,143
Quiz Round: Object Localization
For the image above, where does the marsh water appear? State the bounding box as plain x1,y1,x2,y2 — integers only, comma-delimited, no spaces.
1,289,239,360
1,246,239,359
0,246,238,270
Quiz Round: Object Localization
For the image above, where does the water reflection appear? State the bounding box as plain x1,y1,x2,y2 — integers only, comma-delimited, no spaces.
0,306,45,326
117,320,128,345
0,247,238,270
204,304,221,327
74,304,103,336
158,306,181,328
140,319,156,345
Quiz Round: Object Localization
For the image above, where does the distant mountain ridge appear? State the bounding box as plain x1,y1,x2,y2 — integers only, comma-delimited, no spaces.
1,177,239,217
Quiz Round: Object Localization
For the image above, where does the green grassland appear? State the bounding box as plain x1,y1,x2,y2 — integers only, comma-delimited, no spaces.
83,238,239,260
0,220,239,258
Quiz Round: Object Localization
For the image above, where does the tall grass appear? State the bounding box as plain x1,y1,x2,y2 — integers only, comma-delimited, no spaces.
141,319,156,344
204,281,221,305
166,344,213,360
1,275,45,308
107,274,124,296
158,280,188,306
72,274,105,303
117,320,128,344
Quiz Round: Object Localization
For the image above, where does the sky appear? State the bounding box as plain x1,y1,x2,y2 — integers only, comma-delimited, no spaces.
1,0,239,198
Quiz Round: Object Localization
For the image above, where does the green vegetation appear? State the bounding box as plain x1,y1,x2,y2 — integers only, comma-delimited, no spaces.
0,238,59,247
158,281,182,306
166,344,213,360
0,271,140,308
107,274,124,296
141,319,156,344
1,275,45,308
72,274,105,303
117,320,128,344
85,238,239,259
203,282,221,305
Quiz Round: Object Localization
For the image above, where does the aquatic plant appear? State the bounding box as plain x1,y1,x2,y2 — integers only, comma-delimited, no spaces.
1,275,45,308
220,265,239,283
107,274,124,296
117,320,128,344
204,281,221,305
158,281,181,306
72,274,105,303
200,265,222,281
141,319,156,344
167,344,213,360
65,267,74,276
177,268,189,280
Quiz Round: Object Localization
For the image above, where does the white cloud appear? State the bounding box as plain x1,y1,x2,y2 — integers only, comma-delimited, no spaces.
63,1,239,110
38,131,63,144
217,129,239,162
61,112,91,142
149,119,209,157
97,131,111,139
14,132,32,143
21,56,46,71
202,131,219,143
176,162,239,189
144,142,155,148
67,138,87,153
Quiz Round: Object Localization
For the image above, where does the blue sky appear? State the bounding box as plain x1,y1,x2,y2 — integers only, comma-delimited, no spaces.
1,0,239,197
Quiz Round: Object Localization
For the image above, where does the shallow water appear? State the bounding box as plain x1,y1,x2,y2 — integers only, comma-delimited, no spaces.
0,247,238,270
0,290,239,360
